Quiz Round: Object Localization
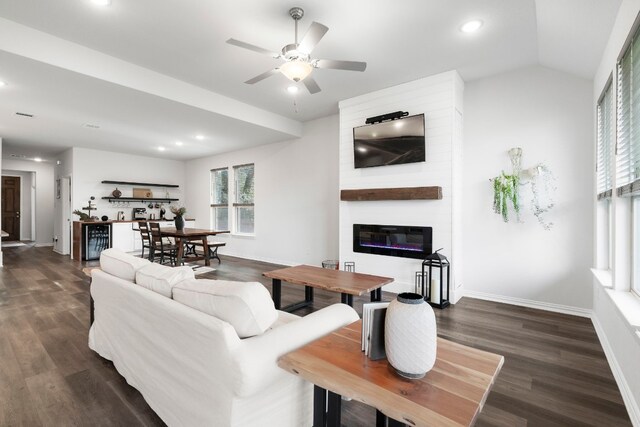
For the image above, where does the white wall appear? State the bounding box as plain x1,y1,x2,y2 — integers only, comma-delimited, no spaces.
70,147,186,221
591,1,640,424
338,71,464,296
184,115,340,266
1,170,34,240
462,65,593,313
54,148,73,254
1,159,55,246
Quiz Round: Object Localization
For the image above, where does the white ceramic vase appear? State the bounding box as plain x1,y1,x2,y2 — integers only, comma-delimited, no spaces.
384,292,437,379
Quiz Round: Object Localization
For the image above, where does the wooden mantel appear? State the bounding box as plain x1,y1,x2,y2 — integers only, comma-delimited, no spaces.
340,186,442,201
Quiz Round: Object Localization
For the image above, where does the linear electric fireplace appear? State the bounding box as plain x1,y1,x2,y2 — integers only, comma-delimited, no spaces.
353,224,432,260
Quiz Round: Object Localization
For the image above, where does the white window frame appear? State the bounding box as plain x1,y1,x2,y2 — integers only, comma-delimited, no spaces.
210,167,229,231
596,79,614,271
632,196,640,296
232,163,255,236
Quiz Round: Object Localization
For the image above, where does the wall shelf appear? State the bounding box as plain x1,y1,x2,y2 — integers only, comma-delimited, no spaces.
340,186,442,201
101,197,179,203
101,180,179,188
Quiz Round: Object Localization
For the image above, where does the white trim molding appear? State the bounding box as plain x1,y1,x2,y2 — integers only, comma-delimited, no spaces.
462,290,592,318
592,315,640,427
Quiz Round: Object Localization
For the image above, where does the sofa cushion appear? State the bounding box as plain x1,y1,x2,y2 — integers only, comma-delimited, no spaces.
173,279,277,338
135,263,195,298
100,248,151,282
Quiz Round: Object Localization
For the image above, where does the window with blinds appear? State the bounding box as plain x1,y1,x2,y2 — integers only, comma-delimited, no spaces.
617,25,640,196
597,81,614,199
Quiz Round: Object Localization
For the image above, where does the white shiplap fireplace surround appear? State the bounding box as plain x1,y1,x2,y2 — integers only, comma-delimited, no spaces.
339,71,464,302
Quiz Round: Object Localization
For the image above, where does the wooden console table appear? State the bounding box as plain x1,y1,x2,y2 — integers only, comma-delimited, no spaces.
278,320,503,427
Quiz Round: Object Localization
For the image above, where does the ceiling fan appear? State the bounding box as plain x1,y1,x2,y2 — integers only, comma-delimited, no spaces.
226,7,367,94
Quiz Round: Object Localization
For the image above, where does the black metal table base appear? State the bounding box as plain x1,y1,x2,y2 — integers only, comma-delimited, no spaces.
314,386,406,427
271,279,315,312
271,279,384,312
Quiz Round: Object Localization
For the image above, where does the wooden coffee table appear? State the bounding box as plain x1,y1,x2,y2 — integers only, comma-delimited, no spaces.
278,320,504,427
263,265,394,312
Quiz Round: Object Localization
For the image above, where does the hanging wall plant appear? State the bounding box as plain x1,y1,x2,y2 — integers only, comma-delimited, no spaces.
492,172,520,222
490,148,556,230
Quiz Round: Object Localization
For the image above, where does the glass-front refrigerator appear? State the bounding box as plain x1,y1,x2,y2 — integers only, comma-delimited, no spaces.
83,223,111,261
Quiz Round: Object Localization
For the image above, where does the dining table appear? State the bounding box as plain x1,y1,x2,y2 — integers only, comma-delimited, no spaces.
159,227,229,266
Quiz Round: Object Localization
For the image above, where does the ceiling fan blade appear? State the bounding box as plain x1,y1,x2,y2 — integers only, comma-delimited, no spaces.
303,77,321,94
226,38,280,58
245,68,280,84
315,59,367,72
298,22,329,54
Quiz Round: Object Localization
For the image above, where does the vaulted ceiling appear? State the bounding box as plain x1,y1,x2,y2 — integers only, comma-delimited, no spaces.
0,0,622,161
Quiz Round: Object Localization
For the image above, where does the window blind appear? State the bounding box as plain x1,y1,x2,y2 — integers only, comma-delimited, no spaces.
617,26,640,197
597,82,613,199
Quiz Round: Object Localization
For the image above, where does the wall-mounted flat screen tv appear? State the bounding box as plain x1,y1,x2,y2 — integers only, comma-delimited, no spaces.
353,113,425,169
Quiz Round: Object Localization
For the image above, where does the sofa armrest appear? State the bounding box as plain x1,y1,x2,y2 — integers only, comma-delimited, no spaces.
230,303,359,397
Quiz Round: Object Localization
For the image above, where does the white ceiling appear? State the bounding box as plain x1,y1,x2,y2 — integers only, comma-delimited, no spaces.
0,0,622,161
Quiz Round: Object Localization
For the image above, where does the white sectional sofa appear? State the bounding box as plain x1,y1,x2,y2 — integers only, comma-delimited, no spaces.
88,249,359,427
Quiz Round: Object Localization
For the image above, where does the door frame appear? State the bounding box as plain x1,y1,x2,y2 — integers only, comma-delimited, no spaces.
1,174,22,241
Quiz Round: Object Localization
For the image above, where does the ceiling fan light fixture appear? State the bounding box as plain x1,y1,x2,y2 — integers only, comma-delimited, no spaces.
460,19,483,33
280,60,313,82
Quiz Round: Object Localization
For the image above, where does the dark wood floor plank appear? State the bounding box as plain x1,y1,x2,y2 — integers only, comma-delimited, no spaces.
65,368,143,426
0,246,632,427
25,369,87,426
7,321,57,379
38,327,91,377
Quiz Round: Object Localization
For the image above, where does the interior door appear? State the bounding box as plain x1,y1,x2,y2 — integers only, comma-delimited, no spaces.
1,176,21,241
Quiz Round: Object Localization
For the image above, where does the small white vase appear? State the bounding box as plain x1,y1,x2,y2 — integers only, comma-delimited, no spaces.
384,292,437,379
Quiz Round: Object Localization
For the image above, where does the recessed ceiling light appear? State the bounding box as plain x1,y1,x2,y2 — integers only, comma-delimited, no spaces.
287,85,299,94
175,141,184,146
91,0,112,6
0,81,6,87
460,20,483,33
195,134,205,140
33,157,42,162
158,146,166,151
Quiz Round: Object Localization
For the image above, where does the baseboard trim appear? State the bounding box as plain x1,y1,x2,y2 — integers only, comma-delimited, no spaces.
219,251,297,269
591,315,640,426
35,243,54,247
462,290,592,318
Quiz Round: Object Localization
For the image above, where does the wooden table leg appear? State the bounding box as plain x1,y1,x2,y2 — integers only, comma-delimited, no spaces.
176,237,184,266
272,279,282,310
202,237,210,266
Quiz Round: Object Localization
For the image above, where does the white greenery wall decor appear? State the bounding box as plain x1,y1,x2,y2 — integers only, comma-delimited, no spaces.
491,148,556,230
524,164,556,230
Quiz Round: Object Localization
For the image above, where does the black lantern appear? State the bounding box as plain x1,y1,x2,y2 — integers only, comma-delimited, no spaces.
421,248,450,309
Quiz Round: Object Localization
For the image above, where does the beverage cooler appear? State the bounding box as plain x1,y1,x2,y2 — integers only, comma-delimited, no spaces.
83,223,112,261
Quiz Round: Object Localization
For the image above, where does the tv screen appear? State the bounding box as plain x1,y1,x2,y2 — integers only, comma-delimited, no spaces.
353,113,425,169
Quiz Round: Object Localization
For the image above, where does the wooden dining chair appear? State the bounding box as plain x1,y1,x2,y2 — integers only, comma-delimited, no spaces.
137,221,152,259
148,222,179,266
